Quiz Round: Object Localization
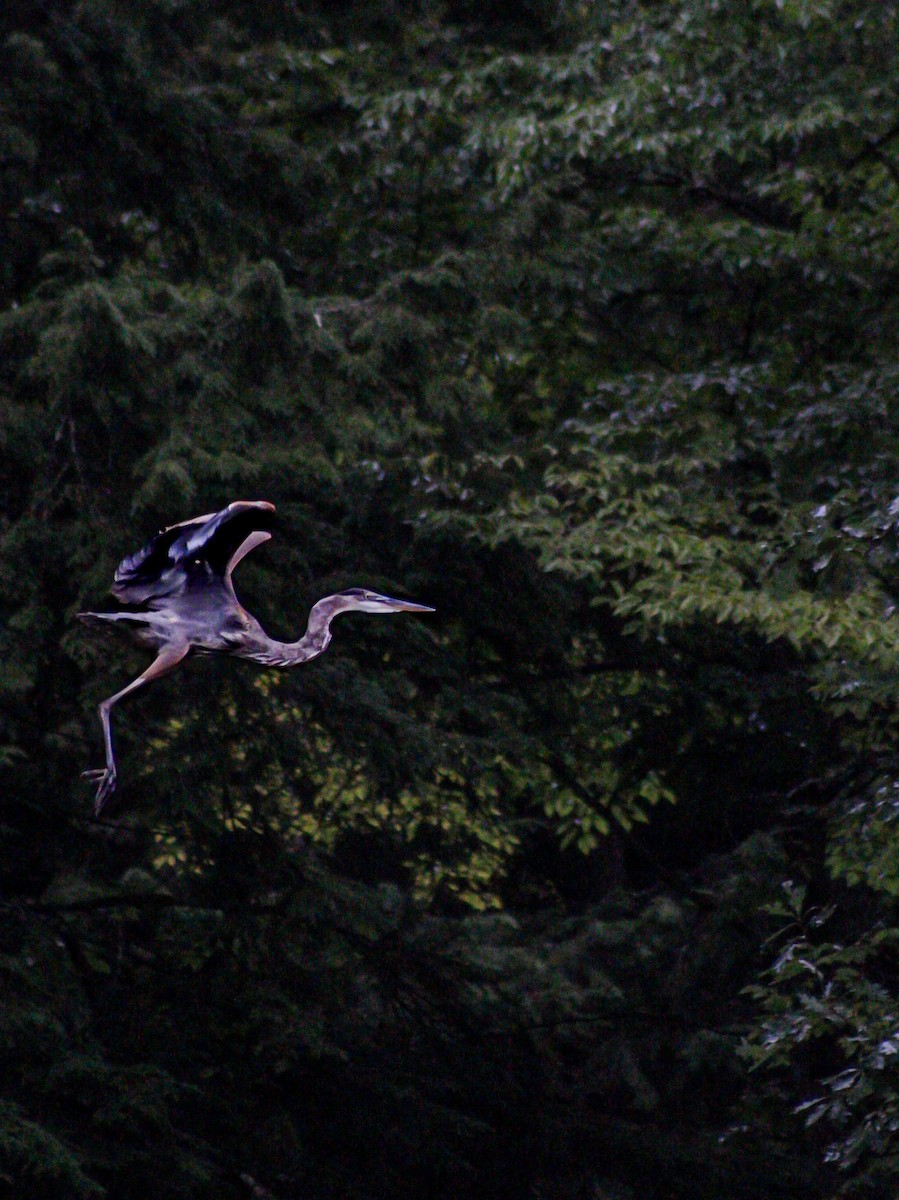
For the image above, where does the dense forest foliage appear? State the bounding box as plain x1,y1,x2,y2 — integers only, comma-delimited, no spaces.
2,1,899,1196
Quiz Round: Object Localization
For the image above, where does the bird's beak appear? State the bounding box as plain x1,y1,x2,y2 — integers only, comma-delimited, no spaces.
351,591,436,614
386,597,435,613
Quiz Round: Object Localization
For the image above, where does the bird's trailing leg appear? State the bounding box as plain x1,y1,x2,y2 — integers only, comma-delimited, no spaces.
84,645,189,816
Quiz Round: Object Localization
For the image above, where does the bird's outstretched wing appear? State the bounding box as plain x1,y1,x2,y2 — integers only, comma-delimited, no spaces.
112,500,276,604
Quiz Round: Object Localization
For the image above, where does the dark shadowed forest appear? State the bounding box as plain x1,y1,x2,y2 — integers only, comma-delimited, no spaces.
2,1,899,1196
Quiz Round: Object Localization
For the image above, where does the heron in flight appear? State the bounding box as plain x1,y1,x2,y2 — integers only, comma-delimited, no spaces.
80,500,434,814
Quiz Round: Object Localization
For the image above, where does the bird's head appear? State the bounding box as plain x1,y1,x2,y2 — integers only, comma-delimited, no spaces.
335,587,435,615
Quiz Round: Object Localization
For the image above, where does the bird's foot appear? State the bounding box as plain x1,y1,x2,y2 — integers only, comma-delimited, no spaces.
82,767,117,816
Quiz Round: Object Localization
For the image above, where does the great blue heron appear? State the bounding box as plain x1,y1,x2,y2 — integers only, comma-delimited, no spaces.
80,500,434,815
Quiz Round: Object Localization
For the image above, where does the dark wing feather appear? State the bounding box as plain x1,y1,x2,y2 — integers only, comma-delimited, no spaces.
112,501,276,604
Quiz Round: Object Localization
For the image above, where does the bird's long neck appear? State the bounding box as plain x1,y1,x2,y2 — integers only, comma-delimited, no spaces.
240,597,340,668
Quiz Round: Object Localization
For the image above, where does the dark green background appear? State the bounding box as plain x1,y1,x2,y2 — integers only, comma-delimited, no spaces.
2,2,899,1196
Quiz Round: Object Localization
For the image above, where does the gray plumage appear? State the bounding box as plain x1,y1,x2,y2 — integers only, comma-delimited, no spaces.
80,500,434,814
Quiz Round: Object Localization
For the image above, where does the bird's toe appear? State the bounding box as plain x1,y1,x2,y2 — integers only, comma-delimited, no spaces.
84,768,117,816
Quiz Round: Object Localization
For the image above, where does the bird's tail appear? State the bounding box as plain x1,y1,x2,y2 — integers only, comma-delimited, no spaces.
78,611,141,626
